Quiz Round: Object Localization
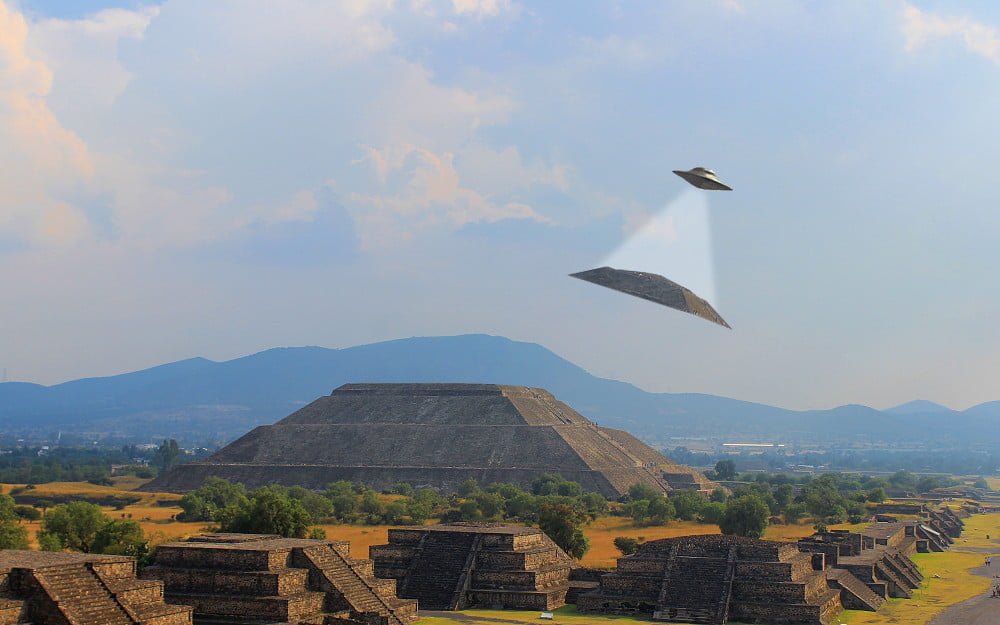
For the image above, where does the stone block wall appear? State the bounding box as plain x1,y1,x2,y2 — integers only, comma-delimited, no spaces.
370,523,572,611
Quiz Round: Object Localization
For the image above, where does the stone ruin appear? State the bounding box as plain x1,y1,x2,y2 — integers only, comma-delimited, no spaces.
0,550,192,625
798,522,922,606
141,534,417,625
146,383,715,498
369,523,573,611
576,534,843,625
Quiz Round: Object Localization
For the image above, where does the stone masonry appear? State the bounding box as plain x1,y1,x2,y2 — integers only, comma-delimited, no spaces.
142,534,417,625
798,523,923,602
0,550,192,625
369,523,573,611
576,535,843,625
145,384,716,498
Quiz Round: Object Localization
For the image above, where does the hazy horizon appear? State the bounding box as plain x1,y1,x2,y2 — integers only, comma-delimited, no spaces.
3,1,1000,410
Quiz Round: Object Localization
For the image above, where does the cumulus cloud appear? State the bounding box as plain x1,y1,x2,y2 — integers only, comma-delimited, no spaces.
901,2,1000,66
348,144,551,249
0,0,95,246
451,0,514,19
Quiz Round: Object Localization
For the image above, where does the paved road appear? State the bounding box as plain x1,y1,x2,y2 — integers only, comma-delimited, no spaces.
928,562,1000,625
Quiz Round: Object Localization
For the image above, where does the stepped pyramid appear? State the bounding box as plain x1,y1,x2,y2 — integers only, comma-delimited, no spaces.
142,533,418,625
0,550,192,625
147,383,714,498
370,523,574,611
578,535,844,625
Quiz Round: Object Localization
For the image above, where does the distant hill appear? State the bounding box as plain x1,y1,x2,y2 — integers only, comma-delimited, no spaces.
1,334,996,446
885,400,953,415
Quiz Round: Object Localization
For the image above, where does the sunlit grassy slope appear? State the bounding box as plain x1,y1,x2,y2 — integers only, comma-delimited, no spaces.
839,511,999,625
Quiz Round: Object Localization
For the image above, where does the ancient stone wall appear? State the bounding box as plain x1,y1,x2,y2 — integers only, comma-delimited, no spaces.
370,523,572,611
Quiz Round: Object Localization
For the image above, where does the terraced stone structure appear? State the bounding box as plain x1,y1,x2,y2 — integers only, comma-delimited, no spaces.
0,550,192,625
369,523,573,611
798,523,922,602
142,534,417,625
576,535,843,625
146,384,714,498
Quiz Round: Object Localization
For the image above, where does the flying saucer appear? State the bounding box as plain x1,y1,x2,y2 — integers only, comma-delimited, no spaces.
570,266,730,329
672,167,732,191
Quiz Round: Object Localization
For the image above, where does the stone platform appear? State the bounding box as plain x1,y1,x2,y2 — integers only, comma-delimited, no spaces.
370,523,573,611
142,534,417,625
576,535,843,625
0,550,192,625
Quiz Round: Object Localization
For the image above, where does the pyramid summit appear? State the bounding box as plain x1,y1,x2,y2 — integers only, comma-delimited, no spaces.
146,383,714,497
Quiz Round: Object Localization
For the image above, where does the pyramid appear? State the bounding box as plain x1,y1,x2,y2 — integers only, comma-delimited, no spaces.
146,383,715,498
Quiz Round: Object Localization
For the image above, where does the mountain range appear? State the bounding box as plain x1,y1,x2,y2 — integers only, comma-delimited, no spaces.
1,334,996,447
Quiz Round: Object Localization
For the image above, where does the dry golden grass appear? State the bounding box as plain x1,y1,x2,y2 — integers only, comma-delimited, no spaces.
580,518,720,568
987,477,1000,492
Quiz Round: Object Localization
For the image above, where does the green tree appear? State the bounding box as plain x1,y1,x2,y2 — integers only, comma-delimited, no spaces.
0,493,16,521
92,520,147,557
154,439,181,472
973,477,989,490
671,490,706,521
613,536,640,555
218,487,312,538
308,527,327,539
0,519,29,549
38,532,63,551
14,505,41,521
179,477,248,521
457,500,482,521
699,502,726,525
382,501,409,525
773,484,795,511
784,503,808,525
389,482,415,497
41,501,107,552
866,487,886,503
626,483,662,502
646,496,676,525
714,460,737,480
719,495,769,538
457,479,481,497
710,488,728,503
538,503,589,559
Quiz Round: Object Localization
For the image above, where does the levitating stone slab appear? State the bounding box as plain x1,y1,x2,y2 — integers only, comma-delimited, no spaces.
570,266,731,329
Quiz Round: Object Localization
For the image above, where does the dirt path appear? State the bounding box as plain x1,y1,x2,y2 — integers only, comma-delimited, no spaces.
928,561,1000,625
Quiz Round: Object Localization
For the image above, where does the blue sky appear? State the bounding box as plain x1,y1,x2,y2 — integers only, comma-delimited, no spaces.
2,0,1000,410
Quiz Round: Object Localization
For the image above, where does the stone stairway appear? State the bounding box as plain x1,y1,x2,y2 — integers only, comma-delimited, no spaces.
884,553,921,589
297,545,416,625
874,562,912,598
33,564,133,625
654,554,733,625
400,532,478,610
826,569,885,611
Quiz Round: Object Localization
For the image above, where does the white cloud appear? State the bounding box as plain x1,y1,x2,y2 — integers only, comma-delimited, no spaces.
451,0,513,19
348,144,550,249
27,7,159,121
901,2,1000,66
0,0,95,246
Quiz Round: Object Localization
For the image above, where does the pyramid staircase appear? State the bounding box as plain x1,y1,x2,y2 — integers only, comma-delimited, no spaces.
0,552,191,625
653,546,735,625
144,535,417,625
825,569,884,611
398,532,480,610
